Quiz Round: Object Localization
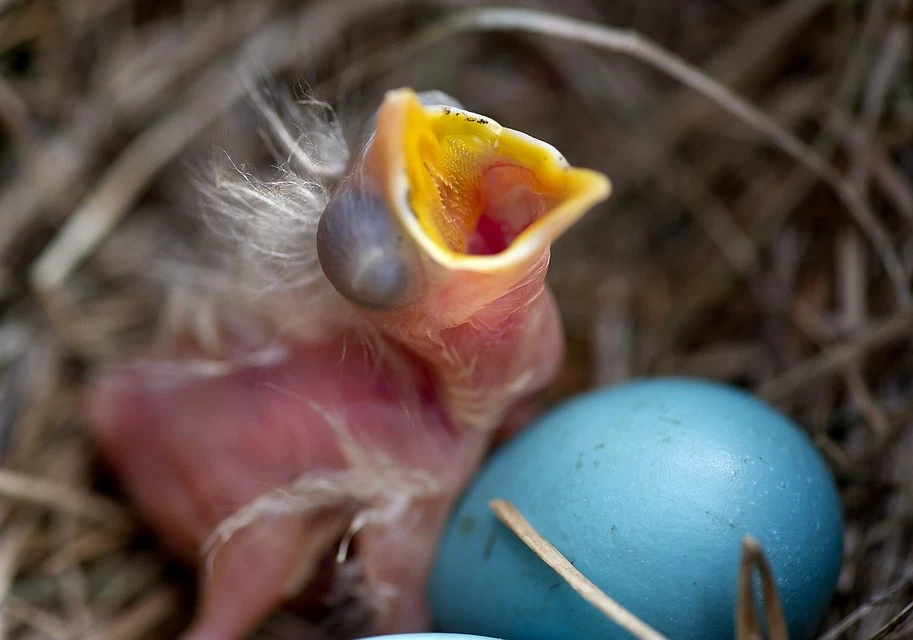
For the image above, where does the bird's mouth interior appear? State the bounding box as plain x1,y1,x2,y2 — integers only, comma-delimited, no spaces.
395,95,605,258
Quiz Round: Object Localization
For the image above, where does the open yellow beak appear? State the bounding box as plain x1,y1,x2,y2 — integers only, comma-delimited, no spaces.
367,88,611,274
315,89,611,425
317,88,610,314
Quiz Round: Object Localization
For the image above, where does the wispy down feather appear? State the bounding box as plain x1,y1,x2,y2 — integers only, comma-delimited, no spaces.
169,82,365,345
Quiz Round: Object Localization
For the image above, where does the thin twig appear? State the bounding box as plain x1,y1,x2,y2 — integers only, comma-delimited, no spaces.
817,570,913,640
0,518,38,639
660,0,905,348
42,528,128,575
848,22,910,193
57,563,94,639
758,310,913,402
2,596,70,640
868,142,913,228
90,587,178,640
844,366,891,436
0,74,32,163
837,20,910,330
489,499,670,640
0,1,273,263
92,553,164,620
868,600,913,640
0,469,132,529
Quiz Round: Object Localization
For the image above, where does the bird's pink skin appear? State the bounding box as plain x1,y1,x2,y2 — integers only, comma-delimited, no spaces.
86,278,564,639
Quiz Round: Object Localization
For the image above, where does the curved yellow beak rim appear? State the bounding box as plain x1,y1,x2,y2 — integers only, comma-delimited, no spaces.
369,88,611,274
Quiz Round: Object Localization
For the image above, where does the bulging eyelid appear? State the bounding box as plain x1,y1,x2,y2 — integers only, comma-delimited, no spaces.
315,91,461,312
316,182,418,311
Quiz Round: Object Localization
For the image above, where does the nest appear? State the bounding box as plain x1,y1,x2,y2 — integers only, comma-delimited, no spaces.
1,0,912,638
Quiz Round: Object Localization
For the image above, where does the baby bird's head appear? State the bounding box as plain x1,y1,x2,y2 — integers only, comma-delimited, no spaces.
317,88,610,319
315,89,611,428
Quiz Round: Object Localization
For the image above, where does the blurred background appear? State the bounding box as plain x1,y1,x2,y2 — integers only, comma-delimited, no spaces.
1,0,912,638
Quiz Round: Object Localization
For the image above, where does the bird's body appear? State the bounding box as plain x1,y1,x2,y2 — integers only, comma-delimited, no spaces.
91,333,488,638
86,88,610,639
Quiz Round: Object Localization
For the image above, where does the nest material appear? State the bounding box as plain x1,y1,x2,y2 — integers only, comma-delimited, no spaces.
1,0,912,638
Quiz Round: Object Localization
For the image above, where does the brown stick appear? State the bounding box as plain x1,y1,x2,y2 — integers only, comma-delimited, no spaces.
489,499,670,640
758,309,913,402
737,536,790,640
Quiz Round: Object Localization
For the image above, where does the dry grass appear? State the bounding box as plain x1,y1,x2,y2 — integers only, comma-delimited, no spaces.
1,0,912,638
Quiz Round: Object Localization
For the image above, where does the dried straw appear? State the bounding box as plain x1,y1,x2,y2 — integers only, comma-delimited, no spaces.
1,0,911,638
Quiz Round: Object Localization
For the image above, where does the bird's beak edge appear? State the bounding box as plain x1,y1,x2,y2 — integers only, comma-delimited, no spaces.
368,88,611,275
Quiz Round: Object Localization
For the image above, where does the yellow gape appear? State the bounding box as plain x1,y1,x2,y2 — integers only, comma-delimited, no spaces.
395,90,609,258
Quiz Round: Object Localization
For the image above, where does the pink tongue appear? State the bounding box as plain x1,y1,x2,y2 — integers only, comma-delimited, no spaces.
86,338,490,639
467,214,512,255
464,163,549,256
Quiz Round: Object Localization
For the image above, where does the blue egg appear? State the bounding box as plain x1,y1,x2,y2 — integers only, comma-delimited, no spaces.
430,378,843,640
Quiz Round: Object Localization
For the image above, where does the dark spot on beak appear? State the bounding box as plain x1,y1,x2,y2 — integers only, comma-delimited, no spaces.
316,184,417,311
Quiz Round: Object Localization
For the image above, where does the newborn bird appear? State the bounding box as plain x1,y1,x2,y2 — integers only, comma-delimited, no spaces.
86,88,610,639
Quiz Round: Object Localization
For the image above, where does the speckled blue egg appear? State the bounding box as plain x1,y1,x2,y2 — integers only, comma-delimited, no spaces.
430,378,843,640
